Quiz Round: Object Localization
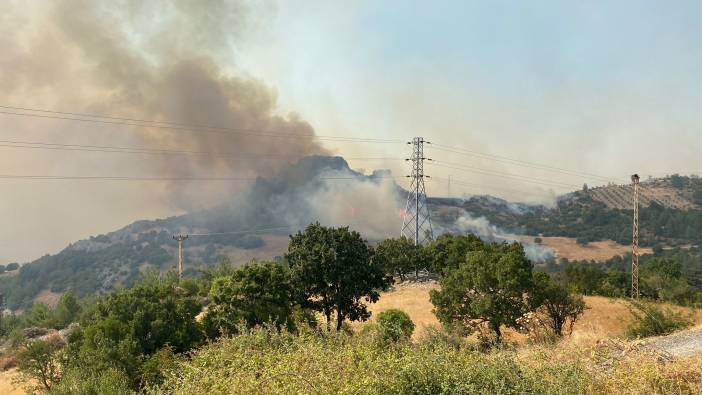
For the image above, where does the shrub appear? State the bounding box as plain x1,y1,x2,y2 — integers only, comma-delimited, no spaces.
529,272,586,337
625,301,693,338
203,261,298,338
377,309,414,342
16,339,64,392
148,326,589,394
51,367,134,395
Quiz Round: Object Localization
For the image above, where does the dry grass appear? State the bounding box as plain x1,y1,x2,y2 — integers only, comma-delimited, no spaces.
362,282,702,344
523,236,653,262
0,369,26,395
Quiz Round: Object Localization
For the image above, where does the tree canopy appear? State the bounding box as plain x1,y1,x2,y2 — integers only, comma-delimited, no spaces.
286,223,391,330
203,261,299,338
430,242,533,342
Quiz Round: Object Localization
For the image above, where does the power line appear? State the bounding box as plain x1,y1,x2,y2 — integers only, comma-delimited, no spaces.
189,225,297,237
0,108,402,143
430,176,551,198
429,160,582,189
0,139,404,161
0,174,399,182
431,143,624,183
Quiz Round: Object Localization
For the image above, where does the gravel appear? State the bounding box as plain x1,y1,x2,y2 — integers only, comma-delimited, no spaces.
646,326,702,358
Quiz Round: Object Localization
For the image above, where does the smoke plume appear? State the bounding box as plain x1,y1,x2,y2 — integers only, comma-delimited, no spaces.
438,212,555,262
2,0,326,210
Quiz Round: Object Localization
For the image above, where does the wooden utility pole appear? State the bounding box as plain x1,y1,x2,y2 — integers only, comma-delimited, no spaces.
173,234,188,278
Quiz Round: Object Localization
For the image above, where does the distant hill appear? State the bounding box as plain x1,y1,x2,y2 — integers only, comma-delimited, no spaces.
4,165,702,311
430,174,702,249
0,156,395,309
587,174,701,210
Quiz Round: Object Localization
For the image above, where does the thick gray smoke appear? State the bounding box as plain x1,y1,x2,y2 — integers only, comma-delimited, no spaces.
2,1,326,210
439,212,555,262
196,156,403,242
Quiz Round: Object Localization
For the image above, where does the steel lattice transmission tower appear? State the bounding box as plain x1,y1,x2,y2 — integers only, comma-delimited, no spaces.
631,174,640,299
401,137,434,245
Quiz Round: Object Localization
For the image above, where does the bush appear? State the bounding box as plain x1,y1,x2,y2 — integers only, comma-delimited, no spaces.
16,339,64,392
626,301,693,338
51,367,134,395
377,309,415,342
149,326,591,394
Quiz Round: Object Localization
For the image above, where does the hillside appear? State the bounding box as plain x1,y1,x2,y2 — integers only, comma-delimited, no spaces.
0,156,396,309
588,175,701,210
4,168,702,311
433,174,702,248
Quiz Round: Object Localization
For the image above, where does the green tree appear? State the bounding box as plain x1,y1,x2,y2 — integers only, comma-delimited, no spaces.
375,237,425,281
25,302,54,328
67,273,203,388
530,272,586,336
430,242,533,343
203,261,298,338
377,309,415,342
53,290,81,329
286,223,391,331
425,234,485,275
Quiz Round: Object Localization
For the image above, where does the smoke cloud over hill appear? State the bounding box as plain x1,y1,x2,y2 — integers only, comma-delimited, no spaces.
2,1,326,209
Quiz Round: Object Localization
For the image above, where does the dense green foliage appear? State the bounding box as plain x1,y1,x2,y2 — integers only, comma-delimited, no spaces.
431,242,534,341
286,223,391,330
3,226,698,393
203,261,300,338
64,272,203,388
149,325,702,395
17,338,64,392
424,233,485,275
376,309,415,342
543,247,702,306
375,237,427,280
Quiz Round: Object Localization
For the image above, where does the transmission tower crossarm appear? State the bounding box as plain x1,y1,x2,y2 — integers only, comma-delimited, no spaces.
401,137,433,245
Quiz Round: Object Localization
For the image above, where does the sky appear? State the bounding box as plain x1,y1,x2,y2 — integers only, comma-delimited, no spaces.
1,0,702,262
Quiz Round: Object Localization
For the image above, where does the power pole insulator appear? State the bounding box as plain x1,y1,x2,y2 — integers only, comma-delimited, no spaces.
401,137,434,245
631,174,640,299
173,234,189,278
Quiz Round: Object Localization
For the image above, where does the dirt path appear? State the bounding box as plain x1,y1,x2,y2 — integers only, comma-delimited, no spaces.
647,326,702,357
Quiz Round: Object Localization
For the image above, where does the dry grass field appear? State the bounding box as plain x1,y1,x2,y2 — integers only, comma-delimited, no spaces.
363,281,702,343
525,236,653,262
0,369,25,395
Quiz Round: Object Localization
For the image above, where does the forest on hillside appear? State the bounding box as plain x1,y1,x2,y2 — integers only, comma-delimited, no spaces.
446,175,702,247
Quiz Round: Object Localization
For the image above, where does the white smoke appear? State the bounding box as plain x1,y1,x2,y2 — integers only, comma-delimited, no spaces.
440,211,555,262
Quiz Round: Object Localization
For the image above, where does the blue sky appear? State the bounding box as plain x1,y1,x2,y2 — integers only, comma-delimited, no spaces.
234,0,702,186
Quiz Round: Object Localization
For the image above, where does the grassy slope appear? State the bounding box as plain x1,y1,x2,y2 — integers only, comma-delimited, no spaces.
361,281,702,341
